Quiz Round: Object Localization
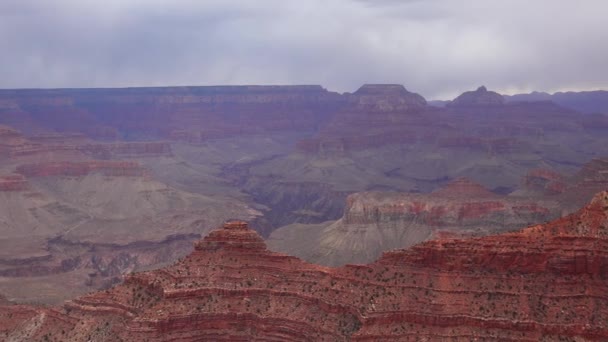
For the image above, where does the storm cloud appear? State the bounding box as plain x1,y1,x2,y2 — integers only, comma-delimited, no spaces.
0,0,606,99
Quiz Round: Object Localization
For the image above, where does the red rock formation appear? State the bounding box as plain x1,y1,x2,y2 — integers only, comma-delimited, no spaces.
16,161,146,178
267,178,561,266
343,178,554,229
3,193,607,340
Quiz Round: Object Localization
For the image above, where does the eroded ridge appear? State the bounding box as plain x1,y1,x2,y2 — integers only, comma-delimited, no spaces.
2,193,608,341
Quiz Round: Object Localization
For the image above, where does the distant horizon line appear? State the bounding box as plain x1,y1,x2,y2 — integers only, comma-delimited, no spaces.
0,83,606,102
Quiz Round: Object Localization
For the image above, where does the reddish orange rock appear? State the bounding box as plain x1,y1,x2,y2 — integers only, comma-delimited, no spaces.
2,192,607,340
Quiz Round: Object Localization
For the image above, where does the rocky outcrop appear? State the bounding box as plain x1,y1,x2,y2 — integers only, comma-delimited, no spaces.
16,161,146,178
448,86,505,107
3,194,608,341
194,220,267,252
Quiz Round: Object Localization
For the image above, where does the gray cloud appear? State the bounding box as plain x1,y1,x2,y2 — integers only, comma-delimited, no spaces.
0,0,606,99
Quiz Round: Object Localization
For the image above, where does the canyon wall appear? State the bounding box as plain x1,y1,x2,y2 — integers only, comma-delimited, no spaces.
268,178,561,266
2,192,607,341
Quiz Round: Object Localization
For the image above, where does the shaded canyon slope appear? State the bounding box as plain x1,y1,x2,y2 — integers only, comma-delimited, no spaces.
2,191,608,341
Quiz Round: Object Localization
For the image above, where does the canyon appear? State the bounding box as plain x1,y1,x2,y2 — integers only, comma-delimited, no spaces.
1,190,607,341
269,158,608,266
0,83,607,306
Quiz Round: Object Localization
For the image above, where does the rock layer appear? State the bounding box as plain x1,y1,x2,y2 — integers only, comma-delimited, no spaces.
0,174,28,191
2,192,608,341
269,178,560,266
16,161,146,178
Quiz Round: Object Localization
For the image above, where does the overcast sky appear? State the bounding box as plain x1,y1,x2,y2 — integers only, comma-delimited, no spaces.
1,0,606,99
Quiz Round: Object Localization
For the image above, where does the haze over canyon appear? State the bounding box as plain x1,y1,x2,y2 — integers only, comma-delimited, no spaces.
0,83,607,341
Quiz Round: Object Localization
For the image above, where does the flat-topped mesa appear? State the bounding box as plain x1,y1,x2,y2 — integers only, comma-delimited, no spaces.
16,161,146,178
0,174,28,191
194,221,267,253
448,85,505,107
432,177,497,198
348,84,427,111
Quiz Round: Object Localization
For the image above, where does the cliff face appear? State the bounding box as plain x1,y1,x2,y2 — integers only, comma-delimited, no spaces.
0,86,344,142
3,194,607,341
296,84,430,155
1,84,608,309
269,178,561,266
